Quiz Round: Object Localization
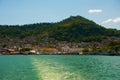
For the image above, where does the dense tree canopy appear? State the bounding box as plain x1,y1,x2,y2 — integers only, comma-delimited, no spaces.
0,16,120,42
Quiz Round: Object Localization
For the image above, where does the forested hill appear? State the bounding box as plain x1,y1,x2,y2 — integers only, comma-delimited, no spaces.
0,16,120,42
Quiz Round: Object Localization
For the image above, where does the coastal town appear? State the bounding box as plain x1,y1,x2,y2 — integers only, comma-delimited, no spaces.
0,37,120,55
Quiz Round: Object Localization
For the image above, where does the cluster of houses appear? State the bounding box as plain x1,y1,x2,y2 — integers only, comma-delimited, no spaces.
0,46,20,55
0,39,85,55
0,45,84,55
0,37,120,55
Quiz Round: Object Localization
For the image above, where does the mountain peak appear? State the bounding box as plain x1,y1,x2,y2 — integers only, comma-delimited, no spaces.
56,15,96,27
60,16,87,23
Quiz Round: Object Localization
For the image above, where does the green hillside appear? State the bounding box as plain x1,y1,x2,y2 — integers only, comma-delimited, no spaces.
0,16,120,42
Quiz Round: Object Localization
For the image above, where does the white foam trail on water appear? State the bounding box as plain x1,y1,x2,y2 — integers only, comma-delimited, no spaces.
32,58,63,80
31,58,84,80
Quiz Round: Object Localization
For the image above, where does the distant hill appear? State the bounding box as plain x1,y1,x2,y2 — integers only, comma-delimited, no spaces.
0,16,120,42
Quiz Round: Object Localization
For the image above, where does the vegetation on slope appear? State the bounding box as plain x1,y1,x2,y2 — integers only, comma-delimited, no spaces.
0,16,120,42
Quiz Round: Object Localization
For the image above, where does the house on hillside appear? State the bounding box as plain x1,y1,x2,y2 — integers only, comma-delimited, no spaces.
0,48,10,54
43,48,58,54
61,45,70,54
69,48,83,54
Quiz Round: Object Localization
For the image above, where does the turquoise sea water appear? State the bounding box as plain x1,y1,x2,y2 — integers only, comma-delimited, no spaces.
0,55,120,80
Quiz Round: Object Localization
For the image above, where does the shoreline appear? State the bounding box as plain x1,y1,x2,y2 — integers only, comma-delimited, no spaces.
1,53,120,56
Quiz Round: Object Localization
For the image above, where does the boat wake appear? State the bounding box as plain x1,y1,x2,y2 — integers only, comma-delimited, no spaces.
31,57,83,80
